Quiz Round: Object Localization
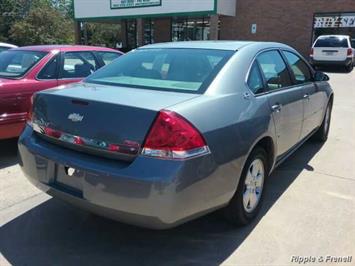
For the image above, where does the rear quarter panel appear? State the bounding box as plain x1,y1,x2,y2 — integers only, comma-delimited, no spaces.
169,45,278,202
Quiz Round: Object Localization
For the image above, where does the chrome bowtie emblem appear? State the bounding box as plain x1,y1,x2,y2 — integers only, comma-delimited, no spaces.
66,167,76,176
68,113,84,122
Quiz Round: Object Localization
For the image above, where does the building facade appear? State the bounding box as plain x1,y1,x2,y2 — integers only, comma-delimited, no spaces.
74,0,355,56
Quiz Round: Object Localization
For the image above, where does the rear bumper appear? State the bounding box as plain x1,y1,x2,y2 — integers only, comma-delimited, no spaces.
310,57,353,67
18,126,240,229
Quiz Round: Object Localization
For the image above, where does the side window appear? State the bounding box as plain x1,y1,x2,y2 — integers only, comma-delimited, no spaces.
247,62,265,94
283,51,312,84
96,52,121,66
61,52,98,79
257,50,292,91
38,56,58,79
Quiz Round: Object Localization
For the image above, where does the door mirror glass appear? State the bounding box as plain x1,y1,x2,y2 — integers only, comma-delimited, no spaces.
314,71,329,82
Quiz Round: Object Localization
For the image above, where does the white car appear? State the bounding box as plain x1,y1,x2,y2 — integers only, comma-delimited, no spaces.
0,42,18,53
310,35,354,72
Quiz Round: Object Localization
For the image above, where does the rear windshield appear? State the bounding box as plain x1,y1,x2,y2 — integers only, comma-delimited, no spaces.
0,50,47,78
314,37,349,48
85,48,234,93
0,47,10,53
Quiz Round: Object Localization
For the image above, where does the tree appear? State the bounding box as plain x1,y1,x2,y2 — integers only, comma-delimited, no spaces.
51,0,74,18
0,0,32,42
85,23,121,48
9,4,74,46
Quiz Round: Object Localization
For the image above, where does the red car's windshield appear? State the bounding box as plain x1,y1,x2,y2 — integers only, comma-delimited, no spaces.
0,50,47,79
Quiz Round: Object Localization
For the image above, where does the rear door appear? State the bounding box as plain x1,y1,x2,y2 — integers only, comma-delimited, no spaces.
282,50,326,138
257,50,304,156
16,54,60,116
313,36,349,61
0,50,52,122
58,51,99,86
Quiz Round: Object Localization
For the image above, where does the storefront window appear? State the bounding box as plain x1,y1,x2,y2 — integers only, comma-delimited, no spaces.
172,17,210,41
126,20,137,49
144,19,155,44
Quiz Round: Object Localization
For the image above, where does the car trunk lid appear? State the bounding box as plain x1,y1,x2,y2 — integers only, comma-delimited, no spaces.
32,82,199,161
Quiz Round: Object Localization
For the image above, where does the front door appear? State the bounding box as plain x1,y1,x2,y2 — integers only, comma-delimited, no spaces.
281,50,326,138
257,50,304,156
58,51,99,86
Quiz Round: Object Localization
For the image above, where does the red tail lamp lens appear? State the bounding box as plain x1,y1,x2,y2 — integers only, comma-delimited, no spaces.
142,110,209,159
347,48,353,56
44,127,62,139
310,48,314,57
73,136,84,145
26,94,36,124
108,144,120,152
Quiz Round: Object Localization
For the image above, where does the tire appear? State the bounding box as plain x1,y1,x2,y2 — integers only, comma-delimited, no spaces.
346,63,354,73
313,102,332,142
223,147,268,226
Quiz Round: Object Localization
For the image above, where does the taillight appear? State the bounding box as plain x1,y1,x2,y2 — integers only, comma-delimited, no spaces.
44,127,62,139
347,48,353,56
142,110,210,160
310,48,314,57
26,94,36,125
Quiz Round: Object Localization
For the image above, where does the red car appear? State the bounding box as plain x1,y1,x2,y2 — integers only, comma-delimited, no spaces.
0,45,123,139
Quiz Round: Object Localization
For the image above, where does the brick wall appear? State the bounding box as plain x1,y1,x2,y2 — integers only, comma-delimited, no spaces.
154,18,172,43
220,0,355,56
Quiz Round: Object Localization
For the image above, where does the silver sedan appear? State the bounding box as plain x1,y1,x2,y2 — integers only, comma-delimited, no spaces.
19,41,333,229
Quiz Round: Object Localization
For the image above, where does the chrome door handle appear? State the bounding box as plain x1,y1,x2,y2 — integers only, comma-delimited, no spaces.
271,103,282,112
303,94,310,100
243,92,251,99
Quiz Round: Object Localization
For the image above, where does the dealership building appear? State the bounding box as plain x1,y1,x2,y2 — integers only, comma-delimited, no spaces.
73,0,355,56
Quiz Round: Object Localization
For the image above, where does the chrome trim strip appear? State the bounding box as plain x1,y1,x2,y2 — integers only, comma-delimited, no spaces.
32,122,140,157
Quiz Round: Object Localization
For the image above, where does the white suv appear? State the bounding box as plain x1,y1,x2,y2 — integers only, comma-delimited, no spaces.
310,35,354,72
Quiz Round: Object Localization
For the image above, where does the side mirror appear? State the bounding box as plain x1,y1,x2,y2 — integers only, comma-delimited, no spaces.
314,71,330,82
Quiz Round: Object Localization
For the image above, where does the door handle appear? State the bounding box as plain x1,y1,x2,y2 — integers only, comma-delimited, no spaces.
303,94,310,100
243,92,251,100
271,103,282,112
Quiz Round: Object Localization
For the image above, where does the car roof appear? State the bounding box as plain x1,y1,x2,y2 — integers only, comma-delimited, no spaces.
140,41,291,51
10,45,121,53
317,35,350,39
0,42,17,48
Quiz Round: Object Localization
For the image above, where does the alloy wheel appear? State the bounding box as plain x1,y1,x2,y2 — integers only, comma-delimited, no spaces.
243,158,265,213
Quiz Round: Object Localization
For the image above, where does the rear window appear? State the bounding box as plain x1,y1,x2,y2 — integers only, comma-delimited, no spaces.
85,48,234,93
314,37,349,48
0,50,47,78
0,47,10,53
